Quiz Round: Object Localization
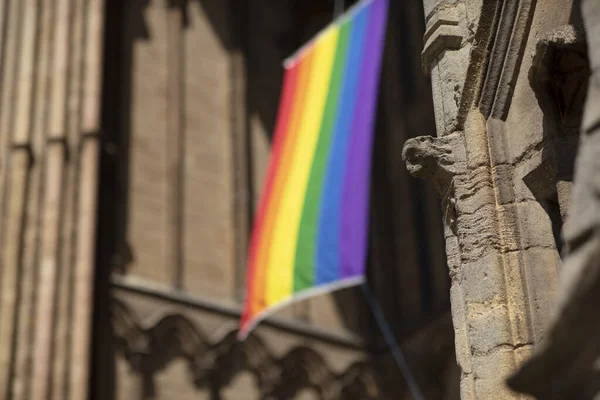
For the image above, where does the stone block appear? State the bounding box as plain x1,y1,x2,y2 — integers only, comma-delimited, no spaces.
487,118,509,166
471,350,519,399
504,59,545,166
514,344,534,369
450,283,472,374
460,375,476,400
513,154,542,203
422,24,463,75
516,202,557,249
430,62,447,136
446,235,462,281
556,180,573,221
464,109,490,169
454,167,495,215
466,303,512,355
437,45,471,133
423,0,461,20
497,205,520,252
492,164,515,205
503,252,534,346
462,253,507,304
520,247,560,341
522,159,557,202
456,204,499,261
472,349,517,380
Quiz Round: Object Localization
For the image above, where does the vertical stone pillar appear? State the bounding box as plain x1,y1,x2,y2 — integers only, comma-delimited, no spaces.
0,0,31,396
166,0,185,290
0,0,105,398
71,1,105,397
404,1,575,398
507,1,600,398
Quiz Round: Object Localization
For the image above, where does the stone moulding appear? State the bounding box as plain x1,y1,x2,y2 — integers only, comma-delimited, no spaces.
112,298,381,400
403,0,578,398
508,0,600,397
421,0,537,135
478,0,536,120
422,5,463,75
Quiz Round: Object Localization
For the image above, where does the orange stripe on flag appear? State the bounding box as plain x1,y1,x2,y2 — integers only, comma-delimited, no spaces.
240,52,314,333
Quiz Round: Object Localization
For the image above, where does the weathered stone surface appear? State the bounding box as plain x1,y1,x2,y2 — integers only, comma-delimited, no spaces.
507,0,600,398
407,0,578,398
466,303,512,356
453,167,494,215
471,350,519,399
402,132,467,195
462,253,506,304
519,248,559,340
455,204,500,260
450,283,472,374
508,235,600,399
502,251,533,347
514,202,558,250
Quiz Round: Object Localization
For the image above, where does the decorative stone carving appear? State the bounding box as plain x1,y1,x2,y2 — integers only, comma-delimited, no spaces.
112,299,381,399
405,0,578,398
403,132,466,233
403,132,467,196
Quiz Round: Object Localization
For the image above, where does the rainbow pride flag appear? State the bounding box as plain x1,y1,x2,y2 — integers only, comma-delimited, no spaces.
239,0,388,338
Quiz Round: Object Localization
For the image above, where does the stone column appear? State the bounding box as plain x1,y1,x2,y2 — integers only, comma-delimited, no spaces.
403,1,576,398
0,0,105,398
508,0,600,398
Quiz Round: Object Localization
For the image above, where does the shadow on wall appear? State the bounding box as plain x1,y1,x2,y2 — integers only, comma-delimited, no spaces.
523,22,589,255
91,0,451,398
92,2,349,398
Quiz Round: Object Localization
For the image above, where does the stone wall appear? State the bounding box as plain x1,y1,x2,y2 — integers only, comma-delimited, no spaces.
0,0,458,399
507,1,600,398
404,0,588,398
0,0,104,399
93,0,456,399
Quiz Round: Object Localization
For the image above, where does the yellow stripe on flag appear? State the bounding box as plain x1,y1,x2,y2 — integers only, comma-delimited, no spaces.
265,27,339,306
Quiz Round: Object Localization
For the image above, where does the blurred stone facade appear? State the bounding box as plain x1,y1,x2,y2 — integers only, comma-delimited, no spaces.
0,0,459,399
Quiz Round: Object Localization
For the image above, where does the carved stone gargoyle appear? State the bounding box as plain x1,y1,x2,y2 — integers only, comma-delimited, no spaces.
403,134,466,195
403,132,466,233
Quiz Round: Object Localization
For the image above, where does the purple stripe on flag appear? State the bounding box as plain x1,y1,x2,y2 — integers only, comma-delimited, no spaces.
339,0,388,278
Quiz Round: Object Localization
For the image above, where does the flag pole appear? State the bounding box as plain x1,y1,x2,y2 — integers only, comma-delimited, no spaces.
361,283,425,400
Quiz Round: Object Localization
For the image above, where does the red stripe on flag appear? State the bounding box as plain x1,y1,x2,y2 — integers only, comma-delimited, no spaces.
240,62,301,336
